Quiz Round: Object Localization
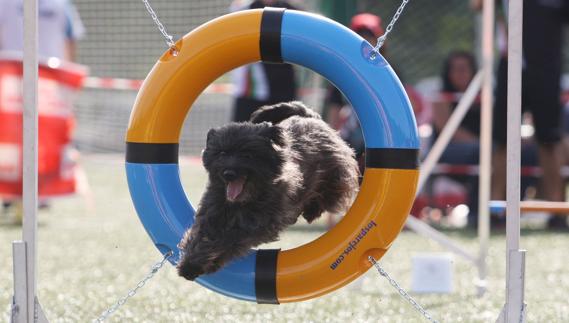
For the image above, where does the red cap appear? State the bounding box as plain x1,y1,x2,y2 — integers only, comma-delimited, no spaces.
350,13,384,38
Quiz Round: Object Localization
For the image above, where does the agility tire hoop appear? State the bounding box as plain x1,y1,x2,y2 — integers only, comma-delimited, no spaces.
126,8,420,304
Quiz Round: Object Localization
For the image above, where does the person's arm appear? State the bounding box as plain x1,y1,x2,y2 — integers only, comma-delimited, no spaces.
325,102,343,130
0,0,5,50
65,41,77,61
432,99,478,142
64,1,85,62
470,0,483,11
432,100,452,134
323,86,346,130
471,0,505,13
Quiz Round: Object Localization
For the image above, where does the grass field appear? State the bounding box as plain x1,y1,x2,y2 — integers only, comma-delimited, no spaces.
1,155,569,322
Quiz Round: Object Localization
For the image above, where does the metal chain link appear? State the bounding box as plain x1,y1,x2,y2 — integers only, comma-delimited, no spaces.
93,251,174,323
141,0,178,54
373,0,411,52
368,256,439,323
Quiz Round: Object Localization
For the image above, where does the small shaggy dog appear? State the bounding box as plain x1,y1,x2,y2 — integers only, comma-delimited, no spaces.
177,101,360,280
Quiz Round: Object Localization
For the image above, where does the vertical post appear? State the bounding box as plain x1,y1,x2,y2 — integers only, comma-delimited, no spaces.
505,0,526,321
22,0,39,322
12,241,28,323
477,0,495,297
506,0,522,262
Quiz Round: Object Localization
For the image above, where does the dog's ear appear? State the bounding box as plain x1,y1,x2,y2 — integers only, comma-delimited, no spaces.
260,123,286,147
206,128,217,145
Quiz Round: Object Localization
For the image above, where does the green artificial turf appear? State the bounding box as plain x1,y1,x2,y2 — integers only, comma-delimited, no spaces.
1,156,568,322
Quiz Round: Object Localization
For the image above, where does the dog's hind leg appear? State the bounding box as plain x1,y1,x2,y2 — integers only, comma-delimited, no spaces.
318,168,359,217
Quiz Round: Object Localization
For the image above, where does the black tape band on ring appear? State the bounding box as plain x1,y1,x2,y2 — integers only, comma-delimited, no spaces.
365,148,419,169
126,142,179,164
255,249,280,304
260,8,285,63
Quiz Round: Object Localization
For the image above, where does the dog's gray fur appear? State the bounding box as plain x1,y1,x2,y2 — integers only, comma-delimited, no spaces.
177,101,360,280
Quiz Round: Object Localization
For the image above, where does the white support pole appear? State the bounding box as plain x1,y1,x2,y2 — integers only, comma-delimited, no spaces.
506,0,522,259
477,0,495,297
12,241,47,323
503,0,526,321
507,250,526,320
23,0,39,314
497,250,527,323
23,0,39,268
12,241,28,323
12,0,46,322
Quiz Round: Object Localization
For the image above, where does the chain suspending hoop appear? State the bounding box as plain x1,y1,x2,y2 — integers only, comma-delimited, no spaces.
373,0,411,52
93,251,173,322
141,0,178,55
368,256,439,323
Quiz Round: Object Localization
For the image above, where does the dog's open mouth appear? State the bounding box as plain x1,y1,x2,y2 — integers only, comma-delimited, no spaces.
226,177,246,202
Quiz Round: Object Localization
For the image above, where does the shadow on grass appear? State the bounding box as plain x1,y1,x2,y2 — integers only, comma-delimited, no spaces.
0,223,23,230
356,289,484,313
0,221,50,229
289,220,569,243
289,223,329,233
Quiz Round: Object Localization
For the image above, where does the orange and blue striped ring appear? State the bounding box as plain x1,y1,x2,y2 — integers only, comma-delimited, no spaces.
126,8,419,304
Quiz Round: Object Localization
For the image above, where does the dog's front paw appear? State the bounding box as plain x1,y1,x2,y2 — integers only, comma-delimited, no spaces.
177,260,205,281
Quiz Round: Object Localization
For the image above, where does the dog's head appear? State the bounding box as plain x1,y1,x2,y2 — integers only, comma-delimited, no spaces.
202,122,288,203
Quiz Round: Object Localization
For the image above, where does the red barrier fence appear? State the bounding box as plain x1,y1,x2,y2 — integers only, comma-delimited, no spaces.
0,57,87,198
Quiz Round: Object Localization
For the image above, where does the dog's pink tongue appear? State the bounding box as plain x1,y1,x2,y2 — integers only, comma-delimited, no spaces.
226,178,245,201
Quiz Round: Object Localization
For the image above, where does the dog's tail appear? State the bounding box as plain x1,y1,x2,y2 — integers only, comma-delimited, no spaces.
250,101,321,124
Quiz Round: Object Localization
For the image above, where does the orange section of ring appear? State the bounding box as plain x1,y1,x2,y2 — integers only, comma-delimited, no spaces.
276,168,419,303
126,10,263,143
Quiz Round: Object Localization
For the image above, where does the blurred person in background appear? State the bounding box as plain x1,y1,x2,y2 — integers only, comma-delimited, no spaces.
323,12,426,226
433,51,480,145
0,0,84,61
230,0,299,122
323,12,426,172
431,50,481,227
323,13,385,168
472,0,569,229
0,0,84,214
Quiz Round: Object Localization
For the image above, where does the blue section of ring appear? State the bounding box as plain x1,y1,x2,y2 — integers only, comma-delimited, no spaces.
281,10,419,149
126,162,257,302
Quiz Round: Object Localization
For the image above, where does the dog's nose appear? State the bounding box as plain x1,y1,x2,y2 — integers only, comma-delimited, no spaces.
222,169,238,182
